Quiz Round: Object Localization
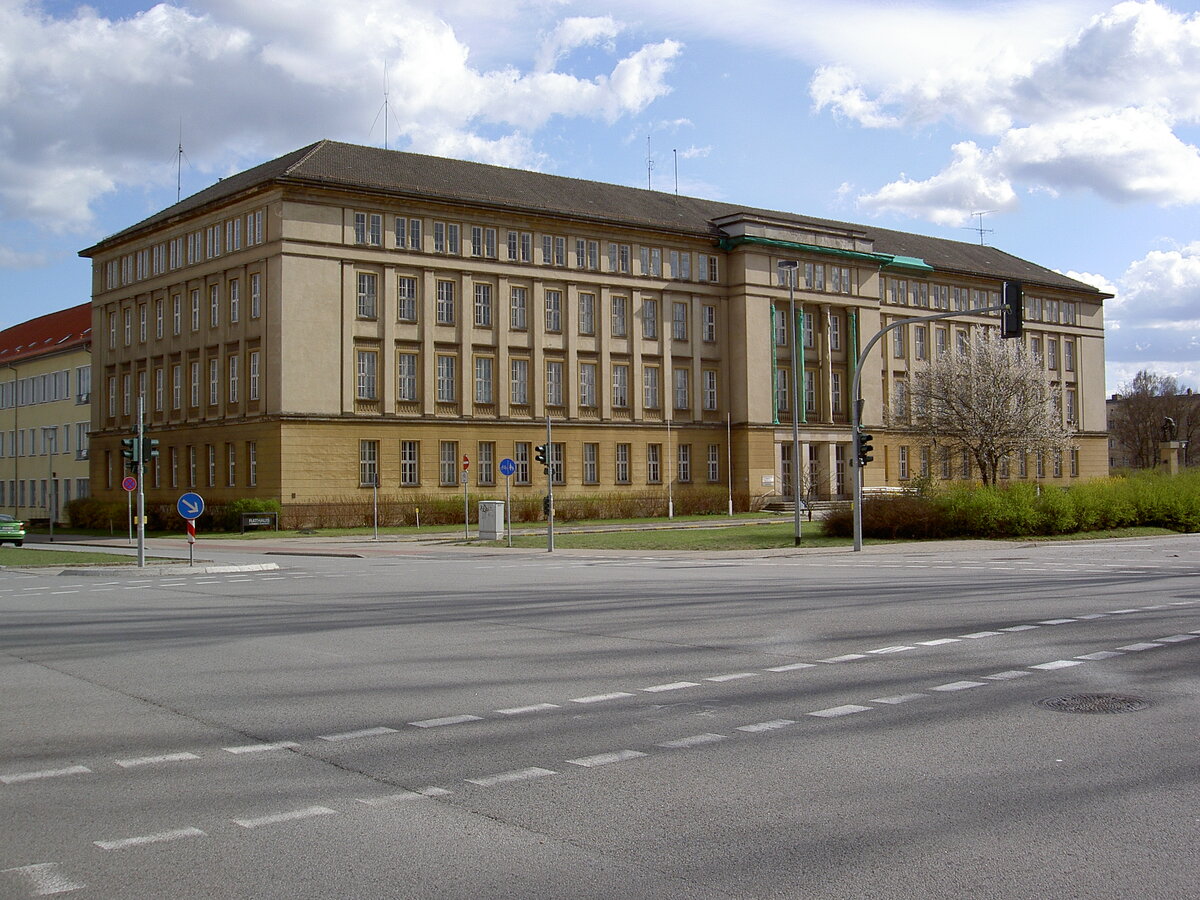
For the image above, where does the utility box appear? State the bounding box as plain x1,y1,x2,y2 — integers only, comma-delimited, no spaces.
478,500,504,540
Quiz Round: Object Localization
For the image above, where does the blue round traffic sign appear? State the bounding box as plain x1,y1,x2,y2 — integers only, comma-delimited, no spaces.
499,458,516,477
176,492,205,519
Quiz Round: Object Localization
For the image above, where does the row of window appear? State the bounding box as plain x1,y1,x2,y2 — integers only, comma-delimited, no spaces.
0,423,90,459
105,351,262,418
103,210,266,290
887,322,1078,371
357,439,725,488
886,380,1079,425
105,442,259,492
356,273,720,342
0,366,91,409
881,277,1081,325
353,211,722,283
894,446,1081,480
0,477,89,510
106,274,263,349
777,261,856,296
355,350,720,412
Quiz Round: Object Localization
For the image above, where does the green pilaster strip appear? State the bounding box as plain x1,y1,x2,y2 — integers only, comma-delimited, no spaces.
718,234,934,273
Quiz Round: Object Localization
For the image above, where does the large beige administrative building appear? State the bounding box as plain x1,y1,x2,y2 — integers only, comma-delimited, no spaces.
80,140,1108,513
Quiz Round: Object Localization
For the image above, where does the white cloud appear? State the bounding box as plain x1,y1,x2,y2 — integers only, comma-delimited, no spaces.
0,1,682,236
678,145,710,160
0,246,47,268
856,142,1017,226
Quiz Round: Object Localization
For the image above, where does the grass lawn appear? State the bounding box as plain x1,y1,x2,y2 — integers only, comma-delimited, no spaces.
493,521,853,551
0,547,147,567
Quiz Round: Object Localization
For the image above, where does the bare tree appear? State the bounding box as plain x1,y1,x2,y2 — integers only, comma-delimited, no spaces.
1107,371,1198,469
907,331,1074,486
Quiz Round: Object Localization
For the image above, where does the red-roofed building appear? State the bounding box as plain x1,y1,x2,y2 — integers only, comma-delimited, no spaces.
0,303,93,524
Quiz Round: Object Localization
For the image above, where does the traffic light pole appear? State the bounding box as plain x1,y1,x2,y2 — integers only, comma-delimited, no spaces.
545,415,554,553
849,299,1016,552
136,395,145,568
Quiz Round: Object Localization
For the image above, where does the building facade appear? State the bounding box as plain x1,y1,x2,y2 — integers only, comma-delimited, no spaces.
1106,390,1198,471
0,304,93,523
80,141,1109,513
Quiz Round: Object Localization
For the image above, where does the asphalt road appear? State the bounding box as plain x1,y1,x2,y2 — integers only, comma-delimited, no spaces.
2,536,1198,898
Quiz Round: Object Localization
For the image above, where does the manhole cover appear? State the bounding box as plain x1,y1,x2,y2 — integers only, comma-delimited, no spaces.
1036,694,1151,714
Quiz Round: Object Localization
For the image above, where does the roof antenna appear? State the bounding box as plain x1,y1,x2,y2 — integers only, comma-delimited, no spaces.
647,134,654,190
369,63,392,150
964,210,995,245
673,148,678,196
175,120,192,203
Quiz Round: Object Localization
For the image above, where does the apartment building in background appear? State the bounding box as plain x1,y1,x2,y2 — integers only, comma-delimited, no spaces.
0,303,93,522
79,140,1109,512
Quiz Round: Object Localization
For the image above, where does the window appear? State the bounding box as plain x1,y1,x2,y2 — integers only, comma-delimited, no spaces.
546,361,564,406
612,364,629,407
673,368,689,410
510,359,528,405
395,217,408,248
228,355,240,404
172,295,181,335
250,274,261,319
360,440,379,486
677,444,691,482
514,442,531,484
436,280,455,324
579,363,596,407
583,443,598,484
397,352,417,401
960,449,971,479
892,327,905,359
804,369,816,414
899,446,909,480
578,292,595,335
831,371,842,415
615,443,630,483
439,442,458,485
434,222,446,253
172,364,182,409
207,444,216,487
643,366,660,409
707,444,720,482
474,283,492,327
554,237,566,266
208,359,219,406
672,301,688,340
642,298,658,339
154,368,164,411
1064,339,1075,372
248,442,257,487
356,351,377,400
400,440,419,485
702,305,716,342
544,289,562,332
188,445,197,487
397,276,418,321
702,370,718,411
1065,387,1077,425
474,356,493,404
472,226,484,257
893,378,907,420
190,361,200,408
354,212,367,244
935,327,947,356
227,443,236,486
249,351,260,401
155,299,163,339
478,442,495,485
775,307,788,346
1047,338,1059,370
914,325,928,360
357,273,377,318
507,231,518,261
520,232,531,262
510,286,527,330
209,285,220,328
647,443,662,483
775,367,789,412
436,355,456,402
549,442,565,484
955,329,968,355
611,296,628,336
804,311,815,349
123,308,132,345
575,238,586,268
229,280,240,323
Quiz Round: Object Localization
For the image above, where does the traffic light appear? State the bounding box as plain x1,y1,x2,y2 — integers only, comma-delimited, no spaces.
141,437,160,462
120,437,139,471
855,430,875,467
542,495,551,516
1001,280,1023,339
534,444,548,473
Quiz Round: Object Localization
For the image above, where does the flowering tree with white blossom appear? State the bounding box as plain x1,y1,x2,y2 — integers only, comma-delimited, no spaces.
908,331,1075,486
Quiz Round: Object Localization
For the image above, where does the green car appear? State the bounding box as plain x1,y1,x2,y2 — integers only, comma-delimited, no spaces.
0,514,25,547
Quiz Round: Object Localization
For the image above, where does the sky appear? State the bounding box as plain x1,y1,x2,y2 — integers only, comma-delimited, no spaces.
1,0,1198,395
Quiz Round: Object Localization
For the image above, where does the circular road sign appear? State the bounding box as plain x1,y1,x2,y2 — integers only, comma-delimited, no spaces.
121,476,137,492
176,492,205,519
499,458,516,477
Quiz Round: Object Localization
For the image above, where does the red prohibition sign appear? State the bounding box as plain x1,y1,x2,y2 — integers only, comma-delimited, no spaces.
462,454,470,471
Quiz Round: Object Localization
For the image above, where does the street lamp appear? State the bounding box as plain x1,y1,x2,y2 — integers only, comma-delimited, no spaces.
41,426,57,543
777,260,802,547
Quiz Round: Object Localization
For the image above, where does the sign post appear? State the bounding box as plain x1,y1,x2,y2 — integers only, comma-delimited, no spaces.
122,476,137,545
461,455,470,539
499,457,516,547
176,492,205,566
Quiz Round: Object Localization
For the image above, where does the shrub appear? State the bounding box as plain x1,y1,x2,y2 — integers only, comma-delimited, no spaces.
65,496,125,531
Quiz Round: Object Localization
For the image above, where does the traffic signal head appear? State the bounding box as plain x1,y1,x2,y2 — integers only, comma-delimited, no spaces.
542,495,551,516
142,437,160,461
1001,280,1023,339
120,437,139,470
855,430,875,466
534,444,548,471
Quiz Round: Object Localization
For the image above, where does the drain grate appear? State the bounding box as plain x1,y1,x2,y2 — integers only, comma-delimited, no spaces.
1037,694,1151,714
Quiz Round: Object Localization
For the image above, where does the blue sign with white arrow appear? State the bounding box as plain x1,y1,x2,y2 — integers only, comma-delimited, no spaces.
499,458,516,477
177,492,205,519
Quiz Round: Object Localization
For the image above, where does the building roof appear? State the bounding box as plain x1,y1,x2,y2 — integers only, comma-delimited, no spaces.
81,139,1105,296
0,303,92,366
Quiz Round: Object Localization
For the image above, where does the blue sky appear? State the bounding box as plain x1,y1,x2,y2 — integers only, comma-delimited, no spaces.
2,0,1198,393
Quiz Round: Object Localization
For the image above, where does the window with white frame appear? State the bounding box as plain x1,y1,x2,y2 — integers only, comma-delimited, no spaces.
677,444,691,482
474,283,492,327
477,441,495,485
546,361,564,406
436,355,456,402
474,356,493,404
707,444,720,482
672,301,688,340
360,440,379,486
510,286,527,330
643,298,658,339
579,362,596,407
647,443,661,482
612,364,629,407
514,442,531,484
775,367,788,412
578,292,595,335
248,441,257,486
899,445,909,479
439,441,458,485
400,440,419,485
611,296,628,336
356,350,377,400
397,352,417,401
208,359,219,405
914,325,927,360
510,358,528,405
804,369,816,414
190,361,200,408
544,289,562,332
226,443,236,486
582,442,598,483
249,351,260,401
615,443,630,483
154,368,164,411
702,370,718,411
250,274,261,318
831,371,842,415
643,366,660,409
357,273,377,318
702,305,716,342
673,368,689,410
436,280,455,324
397,276,417,321
228,355,239,403
172,364,182,409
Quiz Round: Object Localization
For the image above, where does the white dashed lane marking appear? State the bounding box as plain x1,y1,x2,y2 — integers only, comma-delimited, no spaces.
960,631,1001,639
1116,642,1162,652
466,767,557,787
766,662,815,672
408,715,482,729
705,673,757,683
94,827,206,851
1157,634,1197,642
318,726,398,742
642,681,699,693
931,681,987,692
1030,660,1085,670
1076,651,1124,660
1,765,91,785
233,806,336,829
868,646,914,654
495,703,559,715
570,692,634,704
114,752,199,768
736,719,795,733
809,704,872,718
1000,625,1040,632
657,733,727,749
819,654,867,663
566,750,646,768
223,741,300,754
870,693,929,705
918,638,960,646
1,862,86,896
984,670,1033,680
